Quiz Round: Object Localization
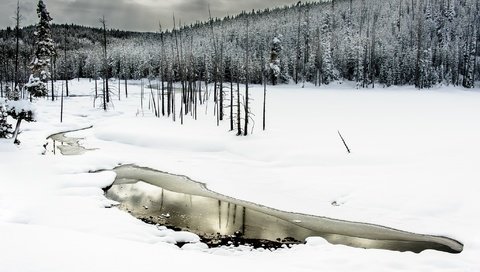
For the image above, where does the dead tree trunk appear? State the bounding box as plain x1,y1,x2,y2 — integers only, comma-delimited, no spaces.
100,16,109,105
50,56,55,100
160,24,165,116
173,15,184,125
124,78,128,98
60,82,64,123
64,28,69,97
263,72,267,131
14,0,21,93
12,118,22,145
244,19,250,136
230,68,234,131
236,70,241,136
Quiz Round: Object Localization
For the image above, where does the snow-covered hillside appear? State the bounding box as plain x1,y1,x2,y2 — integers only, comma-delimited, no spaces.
1,80,479,271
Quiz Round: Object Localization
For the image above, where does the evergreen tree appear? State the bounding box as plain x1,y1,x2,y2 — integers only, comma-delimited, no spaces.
320,15,337,84
445,0,456,22
269,35,282,85
463,25,476,88
25,0,55,98
0,101,12,138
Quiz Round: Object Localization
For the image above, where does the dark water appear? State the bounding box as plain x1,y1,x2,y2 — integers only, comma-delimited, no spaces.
105,165,464,253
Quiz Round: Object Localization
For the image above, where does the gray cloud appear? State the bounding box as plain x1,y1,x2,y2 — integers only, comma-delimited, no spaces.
0,0,301,32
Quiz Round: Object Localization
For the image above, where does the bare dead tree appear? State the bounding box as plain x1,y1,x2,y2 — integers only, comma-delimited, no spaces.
229,60,234,131
100,16,109,109
60,82,64,122
234,71,240,136
263,68,267,131
219,24,225,122
244,19,250,136
208,5,220,124
140,78,144,115
50,53,56,101
13,0,22,93
64,27,69,97
173,14,184,125
159,22,165,116
148,79,158,117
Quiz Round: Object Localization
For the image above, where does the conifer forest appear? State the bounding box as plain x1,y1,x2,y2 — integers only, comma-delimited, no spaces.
1,0,479,93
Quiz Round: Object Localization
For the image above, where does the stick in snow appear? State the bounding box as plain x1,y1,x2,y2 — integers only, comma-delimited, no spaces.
338,130,351,154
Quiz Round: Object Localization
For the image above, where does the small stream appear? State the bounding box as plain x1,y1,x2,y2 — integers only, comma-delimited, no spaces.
45,126,94,155
46,128,464,254
104,165,464,254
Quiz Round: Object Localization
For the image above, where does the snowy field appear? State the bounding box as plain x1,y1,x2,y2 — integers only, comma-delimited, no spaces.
1,79,479,271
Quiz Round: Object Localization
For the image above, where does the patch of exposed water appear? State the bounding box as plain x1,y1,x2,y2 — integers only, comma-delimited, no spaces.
45,126,95,155
104,165,464,253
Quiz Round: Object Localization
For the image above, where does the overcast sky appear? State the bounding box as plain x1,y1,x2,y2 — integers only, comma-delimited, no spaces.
0,0,303,32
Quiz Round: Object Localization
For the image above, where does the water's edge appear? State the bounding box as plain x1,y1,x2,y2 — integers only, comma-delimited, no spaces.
103,164,464,254
45,126,94,155
45,128,463,254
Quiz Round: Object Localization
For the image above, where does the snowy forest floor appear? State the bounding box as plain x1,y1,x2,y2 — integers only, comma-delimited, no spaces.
1,79,479,272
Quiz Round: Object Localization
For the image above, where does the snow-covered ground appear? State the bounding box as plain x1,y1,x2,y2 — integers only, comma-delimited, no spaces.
1,79,479,271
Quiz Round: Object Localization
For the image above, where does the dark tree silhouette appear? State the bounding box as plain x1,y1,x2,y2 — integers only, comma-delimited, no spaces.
25,0,55,99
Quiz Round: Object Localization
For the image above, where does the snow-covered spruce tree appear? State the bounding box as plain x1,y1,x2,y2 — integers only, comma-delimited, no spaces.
320,15,338,84
0,101,13,138
5,85,20,101
269,35,282,85
6,99,35,144
463,25,476,88
25,0,55,98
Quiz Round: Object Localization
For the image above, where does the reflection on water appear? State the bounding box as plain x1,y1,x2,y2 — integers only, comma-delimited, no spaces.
107,181,310,244
105,165,464,253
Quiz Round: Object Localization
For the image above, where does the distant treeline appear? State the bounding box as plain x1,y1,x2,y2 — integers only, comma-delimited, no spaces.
1,0,479,89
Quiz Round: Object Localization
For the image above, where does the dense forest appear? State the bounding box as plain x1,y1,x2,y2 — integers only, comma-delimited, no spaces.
0,0,479,92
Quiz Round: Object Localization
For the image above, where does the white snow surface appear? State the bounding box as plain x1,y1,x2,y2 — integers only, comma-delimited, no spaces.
1,79,479,271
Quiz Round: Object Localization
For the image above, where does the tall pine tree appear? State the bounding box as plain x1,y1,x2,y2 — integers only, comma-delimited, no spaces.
25,0,55,98
269,35,282,85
